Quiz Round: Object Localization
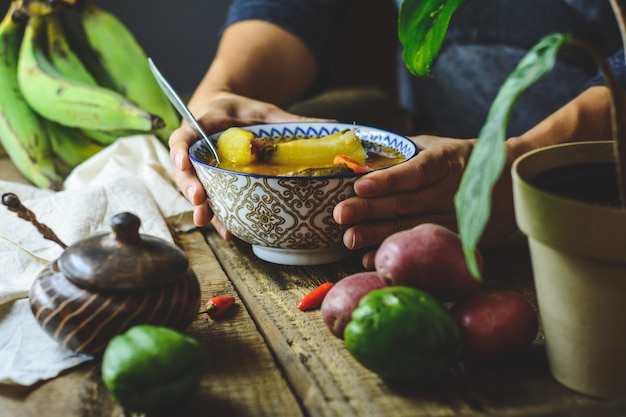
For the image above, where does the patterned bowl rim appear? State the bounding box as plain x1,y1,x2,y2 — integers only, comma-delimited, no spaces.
189,122,418,179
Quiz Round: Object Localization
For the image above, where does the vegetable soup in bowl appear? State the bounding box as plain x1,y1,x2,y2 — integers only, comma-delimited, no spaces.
189,122,417,265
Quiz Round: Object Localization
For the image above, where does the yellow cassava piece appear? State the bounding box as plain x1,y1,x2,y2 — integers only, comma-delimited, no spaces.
216,127,257,164
271,129,366,166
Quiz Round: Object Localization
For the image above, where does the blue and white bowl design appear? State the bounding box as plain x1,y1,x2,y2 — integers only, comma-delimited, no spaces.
189,122,417,265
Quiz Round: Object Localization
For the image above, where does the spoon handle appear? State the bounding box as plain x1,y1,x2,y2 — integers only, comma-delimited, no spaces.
147,57,221,164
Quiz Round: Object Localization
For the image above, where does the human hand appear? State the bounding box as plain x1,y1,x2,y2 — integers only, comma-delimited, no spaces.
168,91,326,238
333,135,517,269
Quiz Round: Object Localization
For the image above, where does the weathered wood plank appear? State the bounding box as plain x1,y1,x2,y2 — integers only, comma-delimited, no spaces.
206,233,473,417
204,228,615,417
0,228,303,417
176,230,304,416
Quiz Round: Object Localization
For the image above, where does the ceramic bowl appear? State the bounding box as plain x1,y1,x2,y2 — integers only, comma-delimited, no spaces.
189,122,417,265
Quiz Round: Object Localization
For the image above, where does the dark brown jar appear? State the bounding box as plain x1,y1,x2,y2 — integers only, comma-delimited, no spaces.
29,212,201,356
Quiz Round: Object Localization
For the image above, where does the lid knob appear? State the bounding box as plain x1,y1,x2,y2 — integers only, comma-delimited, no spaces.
111,212,142,244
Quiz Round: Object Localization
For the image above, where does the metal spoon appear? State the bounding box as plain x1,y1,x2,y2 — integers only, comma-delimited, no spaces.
148,57,221,164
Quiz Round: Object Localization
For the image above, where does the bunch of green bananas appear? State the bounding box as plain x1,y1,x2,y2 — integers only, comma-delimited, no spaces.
0,0,180,190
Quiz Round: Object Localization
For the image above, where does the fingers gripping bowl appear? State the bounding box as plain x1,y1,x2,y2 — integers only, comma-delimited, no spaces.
189,122,418,265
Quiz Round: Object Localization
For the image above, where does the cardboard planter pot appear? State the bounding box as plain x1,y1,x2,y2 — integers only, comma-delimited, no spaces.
512,141,626,400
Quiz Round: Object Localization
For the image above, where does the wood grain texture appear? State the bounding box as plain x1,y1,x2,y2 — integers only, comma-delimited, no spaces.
0,230,302,417
177,229,303,417
204,229,612,417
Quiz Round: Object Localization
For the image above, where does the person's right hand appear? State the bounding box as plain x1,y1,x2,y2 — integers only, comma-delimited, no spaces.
168,91,327,237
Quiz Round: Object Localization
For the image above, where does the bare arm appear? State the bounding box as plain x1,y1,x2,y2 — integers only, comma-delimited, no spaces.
188,20,319,112
170,20,323,228
333,85,613,268
506,85,612,160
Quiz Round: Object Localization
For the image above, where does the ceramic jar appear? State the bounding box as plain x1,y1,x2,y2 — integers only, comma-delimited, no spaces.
29,212,201,356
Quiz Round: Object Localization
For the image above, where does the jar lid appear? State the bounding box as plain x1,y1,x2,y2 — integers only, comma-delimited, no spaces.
57,212,189,291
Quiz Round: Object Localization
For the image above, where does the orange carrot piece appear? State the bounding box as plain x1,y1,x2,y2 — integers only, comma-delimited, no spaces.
333,154,373,173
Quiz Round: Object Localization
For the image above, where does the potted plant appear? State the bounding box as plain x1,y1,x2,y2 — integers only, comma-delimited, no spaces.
399,0,626,400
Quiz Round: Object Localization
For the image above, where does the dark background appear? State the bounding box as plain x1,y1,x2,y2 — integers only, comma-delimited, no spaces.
0,0,231,95
0,1,398,100
86,0,232,95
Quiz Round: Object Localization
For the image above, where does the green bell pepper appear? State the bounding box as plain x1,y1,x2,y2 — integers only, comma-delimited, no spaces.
101,324,203,414
344,286,461,384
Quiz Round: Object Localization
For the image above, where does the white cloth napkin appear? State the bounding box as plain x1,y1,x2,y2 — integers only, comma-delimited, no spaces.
0,135,195,385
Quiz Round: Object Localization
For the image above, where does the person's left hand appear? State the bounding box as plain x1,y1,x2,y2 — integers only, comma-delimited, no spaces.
333,135,517,269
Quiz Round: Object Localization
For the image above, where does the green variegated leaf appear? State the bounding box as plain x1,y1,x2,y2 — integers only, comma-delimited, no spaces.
454,33,571,280
398,0,466,77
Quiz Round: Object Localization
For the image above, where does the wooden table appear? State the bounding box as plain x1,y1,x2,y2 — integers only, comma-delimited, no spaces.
1,146,626,417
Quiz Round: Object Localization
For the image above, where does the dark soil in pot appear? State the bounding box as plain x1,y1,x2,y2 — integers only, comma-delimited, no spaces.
531,162,621,207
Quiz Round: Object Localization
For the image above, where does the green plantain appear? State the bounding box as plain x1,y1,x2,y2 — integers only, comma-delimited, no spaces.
17,14,165,132
44,11,148,144
78,1,180,141
78,127,136,146
47,120,105,171
55,6,117,90
0,2,64,190
44,10,96,86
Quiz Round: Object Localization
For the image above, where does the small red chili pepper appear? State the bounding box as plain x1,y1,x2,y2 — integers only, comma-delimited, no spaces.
298,282,334,311
200,295,236,318
333,155,373,173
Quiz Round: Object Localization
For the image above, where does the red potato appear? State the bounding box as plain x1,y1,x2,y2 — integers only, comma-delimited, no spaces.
374,223,482,301
449,290,539,361
321,272,388,339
